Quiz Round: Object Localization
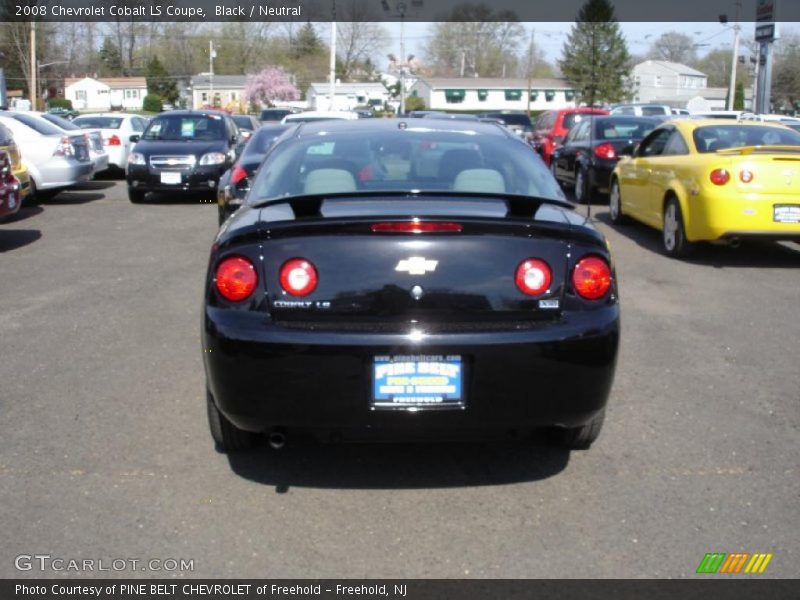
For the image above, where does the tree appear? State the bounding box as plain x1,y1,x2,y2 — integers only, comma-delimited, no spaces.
423,4,525,78
558,0,632,106
648,31,697,65
335,0,389,81
99,37,124,76
772,31,800,113
293,23,325,60
145,56,178,103
694,49,741,88
734,81,745,110
244,67,299,108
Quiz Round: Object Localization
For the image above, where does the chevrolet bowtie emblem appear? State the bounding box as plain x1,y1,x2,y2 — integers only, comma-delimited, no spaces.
395,257,438,275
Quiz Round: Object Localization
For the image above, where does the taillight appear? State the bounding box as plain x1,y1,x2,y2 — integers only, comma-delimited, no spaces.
739,169,753,183
53,136,74,157
215,256,257,302
106,134,121,146
279,258,318,296
572,256,612,300
230,164,248,186
594,143,616,160
371,221,463,233
515,259,552,296
709,168,730,186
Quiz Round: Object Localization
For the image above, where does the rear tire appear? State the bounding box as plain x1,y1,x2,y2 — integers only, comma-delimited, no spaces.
558,408,606,450
550,160,561,188
609,178,627,224
206,388,255,452
128,188,146,203
574,166,592,204
662,197,693,258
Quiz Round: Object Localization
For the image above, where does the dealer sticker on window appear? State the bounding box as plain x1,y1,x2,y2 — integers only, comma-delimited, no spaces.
372,355,464,410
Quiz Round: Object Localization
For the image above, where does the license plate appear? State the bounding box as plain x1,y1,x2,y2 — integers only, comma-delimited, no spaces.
773,205,800,223
160,171,182,185
372,355,464,410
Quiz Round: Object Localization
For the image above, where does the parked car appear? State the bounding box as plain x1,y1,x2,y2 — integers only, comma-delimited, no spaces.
202,118,619,452
46,106,79,120
0,121,31,201
260,108,297,123
421,112,480,121
0,150,22,220
671,108,690,116
72,113,148,171
610,104,673,117
281,111,360,124
532,108,609,166
610,120,800,257
0,113,93,200
126,110,244,203
551,116,663,203
231,114,261,140
478,111,533,139
217,124,293,224
35,112,109,175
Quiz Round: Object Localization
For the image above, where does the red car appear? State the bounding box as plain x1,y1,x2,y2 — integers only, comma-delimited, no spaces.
0,150,22,221
532,107,609,166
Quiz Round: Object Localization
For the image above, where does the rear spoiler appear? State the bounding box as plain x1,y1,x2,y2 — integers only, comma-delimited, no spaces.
716,145,800,156
250,190,574,220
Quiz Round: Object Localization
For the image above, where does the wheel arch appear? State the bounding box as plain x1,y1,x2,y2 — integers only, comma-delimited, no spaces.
661,182,694,240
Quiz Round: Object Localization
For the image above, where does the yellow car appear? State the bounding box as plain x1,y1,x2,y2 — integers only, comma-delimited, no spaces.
609,119,800,257
0,121,31,201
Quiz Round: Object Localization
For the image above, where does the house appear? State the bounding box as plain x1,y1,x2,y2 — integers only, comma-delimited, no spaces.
306,82,390,111
190,74,246,111
409,78,577,112
686,87,754,112
64,77,148,111
632,61,708,104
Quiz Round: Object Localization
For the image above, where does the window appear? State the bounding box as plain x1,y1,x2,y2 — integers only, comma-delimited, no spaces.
654,76,662,87
201,92,208,102
529,91,538,101
663,131,690,156
545,90,556,102
565,90,575,101
444,89,465,104
477,89,488,101
504,90,522,101
637,128,673,157
231,92,238,101
567,120,589,143
76,90,87,101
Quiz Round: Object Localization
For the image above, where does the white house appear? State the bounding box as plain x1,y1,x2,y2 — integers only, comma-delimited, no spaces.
64,77,147,111
631,61,708,105
190,74,246,111
306,82,390,111
409,78,577,113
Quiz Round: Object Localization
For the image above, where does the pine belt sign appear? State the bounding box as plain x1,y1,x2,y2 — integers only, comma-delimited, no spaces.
755,0,778,42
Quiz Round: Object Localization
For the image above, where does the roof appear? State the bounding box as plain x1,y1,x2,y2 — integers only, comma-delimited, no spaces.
414,77,573,90
634,60,707,78
291,116,514,138
64,77,147,89
307,82,388,94
190,74,247,88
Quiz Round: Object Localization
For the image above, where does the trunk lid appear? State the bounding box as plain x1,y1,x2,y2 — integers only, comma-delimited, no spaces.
717,146,800,196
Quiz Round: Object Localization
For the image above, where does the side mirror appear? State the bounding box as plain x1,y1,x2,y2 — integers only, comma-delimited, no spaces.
129,134,140,143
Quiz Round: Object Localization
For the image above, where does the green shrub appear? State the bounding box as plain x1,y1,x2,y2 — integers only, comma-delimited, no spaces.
404,95,426,112
47,98,73,110
142,94,163,113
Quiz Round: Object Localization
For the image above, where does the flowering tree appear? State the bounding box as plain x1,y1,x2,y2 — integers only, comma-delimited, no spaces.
244,67,299,108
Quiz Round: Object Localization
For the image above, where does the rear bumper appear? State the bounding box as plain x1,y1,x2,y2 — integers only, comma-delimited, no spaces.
686,192,800,242
36,158,93,189
203,307,620,434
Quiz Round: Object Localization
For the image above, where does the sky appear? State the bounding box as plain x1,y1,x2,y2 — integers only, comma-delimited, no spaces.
376,21,799,70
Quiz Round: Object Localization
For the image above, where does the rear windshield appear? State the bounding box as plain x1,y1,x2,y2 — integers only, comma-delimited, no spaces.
260,109,291,121
73,117,124,129
641,106,669,116
233,116,255,129
692,125,800,152
242,126,291,159
488,113,532,129
41,113,80,130
0,123,13,145
249,128,564,204
142,115,225,141
594,118,658,140
8,113,63,136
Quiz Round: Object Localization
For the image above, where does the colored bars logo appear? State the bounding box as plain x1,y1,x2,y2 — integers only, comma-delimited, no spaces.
696,552,773,574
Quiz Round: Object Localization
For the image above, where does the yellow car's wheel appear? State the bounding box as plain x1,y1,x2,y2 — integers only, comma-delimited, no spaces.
609,179,627,224
663,197,693,258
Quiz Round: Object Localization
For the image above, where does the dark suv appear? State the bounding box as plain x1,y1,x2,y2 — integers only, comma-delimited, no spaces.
126,110,242,203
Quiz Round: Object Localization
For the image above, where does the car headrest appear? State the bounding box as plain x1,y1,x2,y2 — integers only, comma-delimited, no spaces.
304,168,357,194
453,168,506,193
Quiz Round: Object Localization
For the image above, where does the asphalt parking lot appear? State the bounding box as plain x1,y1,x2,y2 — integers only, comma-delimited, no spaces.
1,180,798,579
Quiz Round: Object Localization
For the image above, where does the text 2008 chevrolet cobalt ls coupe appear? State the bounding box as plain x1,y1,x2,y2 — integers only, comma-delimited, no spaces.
202,119,619,451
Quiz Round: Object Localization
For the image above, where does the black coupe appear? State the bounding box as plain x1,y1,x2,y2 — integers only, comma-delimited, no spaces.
202,119,620,452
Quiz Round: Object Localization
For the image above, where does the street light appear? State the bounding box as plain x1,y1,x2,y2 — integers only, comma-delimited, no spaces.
382,1,422,115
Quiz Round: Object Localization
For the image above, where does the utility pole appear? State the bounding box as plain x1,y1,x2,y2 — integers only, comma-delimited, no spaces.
209,40,216,106
329,2,337,111
30,22,37,110
726,0,741,111
399,12,406,115
526,28,535,115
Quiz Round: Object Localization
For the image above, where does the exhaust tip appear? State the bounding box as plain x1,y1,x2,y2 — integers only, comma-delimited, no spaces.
267,429,286,450
729,237,741,248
